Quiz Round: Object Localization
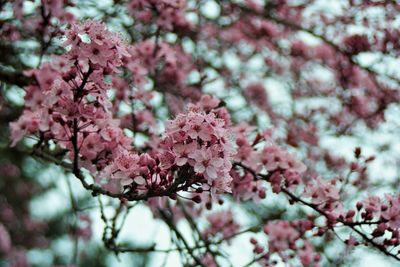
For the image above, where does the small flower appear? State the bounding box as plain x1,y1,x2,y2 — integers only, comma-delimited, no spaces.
381,195,400,229
173,142,197,166
190,147,224,180
187,112,212,141
81,134,105,160
115,150,139,173
81,42,113,66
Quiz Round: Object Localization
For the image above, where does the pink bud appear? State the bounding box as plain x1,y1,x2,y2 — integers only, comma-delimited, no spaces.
250,237,258,245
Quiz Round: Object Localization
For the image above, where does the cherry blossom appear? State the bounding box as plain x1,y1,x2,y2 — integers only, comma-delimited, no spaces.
3,1,400,266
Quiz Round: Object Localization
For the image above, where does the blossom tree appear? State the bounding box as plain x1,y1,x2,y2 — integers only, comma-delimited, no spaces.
1,0,400,266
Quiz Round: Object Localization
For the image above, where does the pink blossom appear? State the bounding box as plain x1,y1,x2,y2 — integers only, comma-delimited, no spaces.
381,195,400,229
244,83,269,110
0,223,11,254
161,97,236,194
263,220,320,265
186,113,212,141
298,241,321,266
10,111,40,146
191,147,224,180
304,177,340,207
173,142,197,166
80,134,105,160
261,145,306,173
264,221,299,252
203,210,240,241
231,171,266,202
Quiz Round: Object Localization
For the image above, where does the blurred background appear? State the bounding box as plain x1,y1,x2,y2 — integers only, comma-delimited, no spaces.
1,0,400,266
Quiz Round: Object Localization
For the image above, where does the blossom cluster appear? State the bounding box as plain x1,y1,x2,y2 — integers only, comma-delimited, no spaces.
261,144,307,193
10,21,135,190
161,95,235,194
127,0,192,32
9,20,239,199
244,83,276,121
3,0,74,43
125,40,198,114
230,122,309,202
5,1,400,263
230,123,267,201
353,195,400,244
251,220,320,266
9,20,238,199
202,210,239,241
